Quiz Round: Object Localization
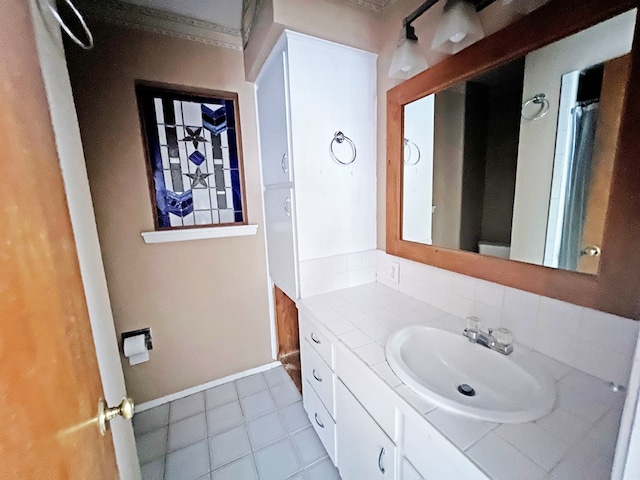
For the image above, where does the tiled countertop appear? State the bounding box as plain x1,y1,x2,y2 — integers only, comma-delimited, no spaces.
298,282,626,480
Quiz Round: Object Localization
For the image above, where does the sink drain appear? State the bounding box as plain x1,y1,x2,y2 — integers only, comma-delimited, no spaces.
457,384,476,397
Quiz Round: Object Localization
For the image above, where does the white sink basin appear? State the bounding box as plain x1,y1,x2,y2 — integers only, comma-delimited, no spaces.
386,325,556,423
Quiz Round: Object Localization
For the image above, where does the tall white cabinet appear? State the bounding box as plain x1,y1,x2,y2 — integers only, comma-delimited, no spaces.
256,31,377,300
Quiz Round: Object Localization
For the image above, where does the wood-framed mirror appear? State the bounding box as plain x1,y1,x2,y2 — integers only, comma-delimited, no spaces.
386,0,640,319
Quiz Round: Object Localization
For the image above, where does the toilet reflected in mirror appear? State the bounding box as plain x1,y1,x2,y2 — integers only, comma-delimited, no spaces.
401,9,636,275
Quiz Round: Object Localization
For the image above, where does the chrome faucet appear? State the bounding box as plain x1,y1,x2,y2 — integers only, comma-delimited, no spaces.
463,317,513,355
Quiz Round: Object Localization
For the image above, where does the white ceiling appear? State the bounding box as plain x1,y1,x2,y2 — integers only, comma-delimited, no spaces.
118,0,396,32
120,0,243,29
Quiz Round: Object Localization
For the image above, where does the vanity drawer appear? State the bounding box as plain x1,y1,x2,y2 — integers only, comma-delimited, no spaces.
300,315,333,367
301,338,335,416
303,380,337,465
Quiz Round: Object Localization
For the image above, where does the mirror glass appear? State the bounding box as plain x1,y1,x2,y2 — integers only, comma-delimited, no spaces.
402,10,636,274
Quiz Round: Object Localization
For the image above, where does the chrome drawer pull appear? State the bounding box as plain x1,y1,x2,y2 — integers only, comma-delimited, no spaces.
378,447,386,474
310,332,321,344
314,413,325,428
281,153,289,173
312,369,322,382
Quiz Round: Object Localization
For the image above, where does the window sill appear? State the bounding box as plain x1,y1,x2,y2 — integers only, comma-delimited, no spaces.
141,224,258,244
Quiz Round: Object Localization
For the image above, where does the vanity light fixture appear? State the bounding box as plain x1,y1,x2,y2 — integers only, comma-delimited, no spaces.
388,0,436,79
389,0,495,79
432,0,486,54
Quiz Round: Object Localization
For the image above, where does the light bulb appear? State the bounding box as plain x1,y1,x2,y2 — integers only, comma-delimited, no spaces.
401,66,412,72
449,32,467,43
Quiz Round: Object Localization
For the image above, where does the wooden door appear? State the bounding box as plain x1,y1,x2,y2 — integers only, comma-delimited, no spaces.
0,1,118,478
577,54,631,274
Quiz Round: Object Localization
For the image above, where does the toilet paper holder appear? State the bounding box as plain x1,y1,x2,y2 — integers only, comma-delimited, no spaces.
121,328,153,351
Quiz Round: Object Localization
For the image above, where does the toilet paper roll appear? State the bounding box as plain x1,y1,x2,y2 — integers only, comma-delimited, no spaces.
124,334,149,366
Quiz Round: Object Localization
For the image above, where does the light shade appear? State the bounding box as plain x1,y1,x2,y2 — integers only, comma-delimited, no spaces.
388,36,428,79
431,0,484,55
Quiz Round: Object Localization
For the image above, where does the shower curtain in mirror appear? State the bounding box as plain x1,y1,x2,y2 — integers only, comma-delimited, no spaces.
558,101,599,271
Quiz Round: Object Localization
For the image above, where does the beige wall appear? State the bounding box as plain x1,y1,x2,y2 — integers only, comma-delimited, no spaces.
66,22,272,403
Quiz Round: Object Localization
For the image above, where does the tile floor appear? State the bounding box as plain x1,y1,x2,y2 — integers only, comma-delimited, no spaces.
134,366,342,480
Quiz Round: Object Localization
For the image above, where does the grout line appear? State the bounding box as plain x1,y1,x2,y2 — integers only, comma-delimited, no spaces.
135,360,281,412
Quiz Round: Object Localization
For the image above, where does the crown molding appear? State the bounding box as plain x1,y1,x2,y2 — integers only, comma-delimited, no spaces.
74,0,244,50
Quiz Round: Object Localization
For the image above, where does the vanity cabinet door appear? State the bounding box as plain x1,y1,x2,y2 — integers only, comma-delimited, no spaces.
336,381,396,480
256,50,292,187
263,187,298,299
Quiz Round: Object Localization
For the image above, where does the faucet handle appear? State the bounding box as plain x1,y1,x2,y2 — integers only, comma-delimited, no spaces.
493,327,513,346
466,316,481,331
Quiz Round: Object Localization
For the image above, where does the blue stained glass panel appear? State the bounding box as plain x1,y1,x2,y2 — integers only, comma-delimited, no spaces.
189,150,206,166
136,84,246,230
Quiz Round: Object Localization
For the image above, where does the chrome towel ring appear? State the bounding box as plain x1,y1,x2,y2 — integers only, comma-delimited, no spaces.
46,0,94,50
521,93,549,121
403,138,421,165
330,131,357,165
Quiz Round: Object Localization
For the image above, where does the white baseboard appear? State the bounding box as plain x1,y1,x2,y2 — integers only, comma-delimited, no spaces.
134,360,282,412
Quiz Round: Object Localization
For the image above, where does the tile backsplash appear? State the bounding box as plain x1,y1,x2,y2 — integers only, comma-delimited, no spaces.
376,250,639,386
299,250,376,298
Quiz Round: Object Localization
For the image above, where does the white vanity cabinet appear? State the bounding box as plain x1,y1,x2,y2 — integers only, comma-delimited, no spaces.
256,30,377,300
299,314,337,463
336,381,396,480
298,311,489,480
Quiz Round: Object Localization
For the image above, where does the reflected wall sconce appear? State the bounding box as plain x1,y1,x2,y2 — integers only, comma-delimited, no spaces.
389,0,496,79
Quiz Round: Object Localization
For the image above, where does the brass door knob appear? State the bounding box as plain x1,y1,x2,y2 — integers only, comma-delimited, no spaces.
98,397,134,436
580,245,601,257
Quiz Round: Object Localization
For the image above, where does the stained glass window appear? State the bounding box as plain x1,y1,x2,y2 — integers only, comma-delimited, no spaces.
136,83,246,229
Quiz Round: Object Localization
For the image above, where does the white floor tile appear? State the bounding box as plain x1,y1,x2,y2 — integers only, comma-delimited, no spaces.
165,440,210,480
140,457,164,480
286,473,308,480
168,412,207,452
291,427,327,467
209,425,252,469
136,426,168,464
247,411,287,449
170,392,205,422
134,404,169,436
207,401,243,435
264,366,291,388
205,382,238,410
306,457,340,480
240,389,277,419
211,454,258,480
280,401,311,433
235,373,268,397
254,438,302,480
271,381,302,407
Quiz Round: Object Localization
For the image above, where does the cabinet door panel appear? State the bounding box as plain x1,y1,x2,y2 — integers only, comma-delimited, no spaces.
263,187,298,299
336,381,395,480
257,50,292,186
287,36,377,260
